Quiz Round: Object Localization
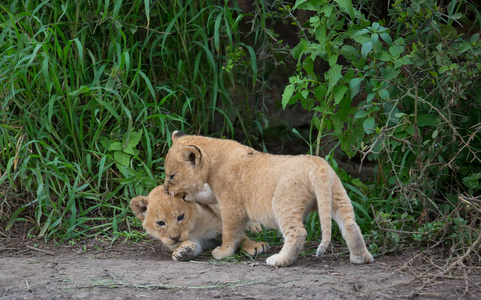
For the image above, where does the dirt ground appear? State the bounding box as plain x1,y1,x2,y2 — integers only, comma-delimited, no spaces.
1,235,480,300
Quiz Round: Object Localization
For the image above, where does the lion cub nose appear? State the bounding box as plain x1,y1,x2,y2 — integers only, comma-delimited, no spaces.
170,234,181,242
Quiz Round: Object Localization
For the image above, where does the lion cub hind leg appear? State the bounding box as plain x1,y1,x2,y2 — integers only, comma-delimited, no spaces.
313,172,333,259
266,197,308,267
266,222,306,267
172,240,200,261
332,177,374,264
333,208,374,264
240,235,270,257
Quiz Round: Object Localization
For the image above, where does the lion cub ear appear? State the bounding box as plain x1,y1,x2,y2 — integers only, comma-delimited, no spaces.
130,196,149,221
180,145,202,167
172,130,186,143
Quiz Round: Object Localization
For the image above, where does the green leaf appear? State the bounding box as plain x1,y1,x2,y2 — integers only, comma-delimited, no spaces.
380,32,393,45
242,44,257,86
378,51,392,62
447,0,456,16
354,110,369,119
366,92,376,103
6,205,30,231
417,114,438,127
319,4,333,17
113,0,123,19
301,89,309,99
470,33,480,43
292,39,308,59
333,0,355,18
405,125,415,135
363,117,375,134
394,56,413,68
361,41,373,58
105,78,115,91
303,58,315,77
326,64,343,94
126,131,142,149
315,26,327,49
350,77,362,99
114,151,131,167
123,146,137,156
352,28,371,38
108,142,123,151
379,89,389,100
450,12,462,20
27,43,44,67
458,42,472,54
68,85,90,97
214,12,223,52
328,54,338,67
341,45,358,61
333,85,347,105
383,66,399,80
144,0,150,27
463,172,481,189
295,0,325,11
282,84,296,109
314,85,327,100
389,45,404,58
137,69,156,100
95,96,120,121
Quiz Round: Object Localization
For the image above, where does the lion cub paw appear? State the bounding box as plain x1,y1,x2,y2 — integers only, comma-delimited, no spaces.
241,240,270,257
212,245,236,260
266,254,293,267
246,221,263,233
350,251,374,264
172,241,198,261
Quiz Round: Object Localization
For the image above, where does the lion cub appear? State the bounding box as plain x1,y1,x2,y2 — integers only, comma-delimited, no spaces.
164,131,374,267
130,185,268,261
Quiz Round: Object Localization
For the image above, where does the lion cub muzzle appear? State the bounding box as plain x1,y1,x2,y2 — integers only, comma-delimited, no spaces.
169,234,181,242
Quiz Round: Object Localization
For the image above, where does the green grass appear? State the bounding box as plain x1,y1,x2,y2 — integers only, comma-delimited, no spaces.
0,0,274,241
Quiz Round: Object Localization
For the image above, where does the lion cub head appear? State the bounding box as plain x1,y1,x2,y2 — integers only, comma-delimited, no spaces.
130,185,197,250
164,131,209,200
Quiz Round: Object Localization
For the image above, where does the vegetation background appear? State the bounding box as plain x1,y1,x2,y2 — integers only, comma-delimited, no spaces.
1,0,480,267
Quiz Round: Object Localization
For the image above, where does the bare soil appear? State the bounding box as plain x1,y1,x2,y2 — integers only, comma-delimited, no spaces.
1,235,480,300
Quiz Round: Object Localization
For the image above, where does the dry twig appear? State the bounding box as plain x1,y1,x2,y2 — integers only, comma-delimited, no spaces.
26,245,55,256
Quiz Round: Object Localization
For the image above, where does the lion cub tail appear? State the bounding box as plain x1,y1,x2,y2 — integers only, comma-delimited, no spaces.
313,167,334,258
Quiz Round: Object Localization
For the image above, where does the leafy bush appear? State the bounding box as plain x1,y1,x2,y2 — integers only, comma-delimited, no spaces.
283,0,481,254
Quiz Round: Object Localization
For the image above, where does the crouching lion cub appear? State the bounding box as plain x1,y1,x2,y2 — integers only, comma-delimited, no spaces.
164,131,374,267
130,185,269,261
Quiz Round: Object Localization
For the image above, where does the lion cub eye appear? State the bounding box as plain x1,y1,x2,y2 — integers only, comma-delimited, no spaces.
156,221,166,227
177,213,185,222
168,174,175,181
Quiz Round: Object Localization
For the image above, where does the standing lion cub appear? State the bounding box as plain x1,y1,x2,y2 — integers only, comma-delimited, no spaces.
130,185,269,261
164,131,374,267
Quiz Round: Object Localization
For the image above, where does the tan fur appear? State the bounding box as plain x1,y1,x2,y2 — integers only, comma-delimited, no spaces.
164,131,374,267
130,185,269,261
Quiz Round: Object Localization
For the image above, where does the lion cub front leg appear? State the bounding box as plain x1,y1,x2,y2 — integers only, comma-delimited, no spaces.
172,240,202,261
212,207,247,260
